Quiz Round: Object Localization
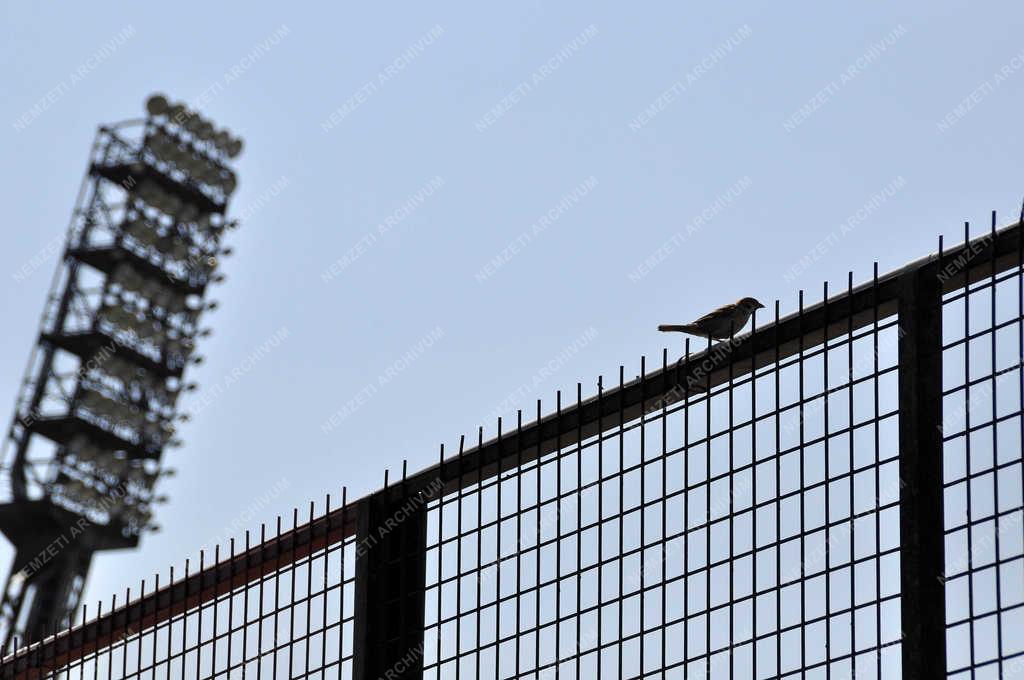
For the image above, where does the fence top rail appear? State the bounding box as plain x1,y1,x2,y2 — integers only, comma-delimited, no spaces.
2,216,1020,678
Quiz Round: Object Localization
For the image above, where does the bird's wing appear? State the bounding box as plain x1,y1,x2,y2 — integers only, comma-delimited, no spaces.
690,302,737,326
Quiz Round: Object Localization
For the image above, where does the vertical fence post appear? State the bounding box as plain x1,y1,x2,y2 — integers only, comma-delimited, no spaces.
898,261,947,677
352,489,428,680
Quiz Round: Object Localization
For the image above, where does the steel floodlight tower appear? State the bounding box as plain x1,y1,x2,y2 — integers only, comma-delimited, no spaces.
0,94,244,651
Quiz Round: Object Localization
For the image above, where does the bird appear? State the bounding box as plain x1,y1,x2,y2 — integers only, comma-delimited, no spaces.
658,297,765,340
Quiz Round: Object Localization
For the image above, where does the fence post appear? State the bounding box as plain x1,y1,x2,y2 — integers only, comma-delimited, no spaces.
352,488,428,680
897,261,946,677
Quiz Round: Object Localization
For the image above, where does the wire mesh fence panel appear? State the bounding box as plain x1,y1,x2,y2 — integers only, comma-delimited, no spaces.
941,222,1024,678
1,219,1022,680
3,502,358,680
423,295,903,679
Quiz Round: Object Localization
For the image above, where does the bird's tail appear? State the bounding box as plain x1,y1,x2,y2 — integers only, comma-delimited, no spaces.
658,324,700,334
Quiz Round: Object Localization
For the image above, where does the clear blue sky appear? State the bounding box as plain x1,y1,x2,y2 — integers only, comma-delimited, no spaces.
1,1,1022,614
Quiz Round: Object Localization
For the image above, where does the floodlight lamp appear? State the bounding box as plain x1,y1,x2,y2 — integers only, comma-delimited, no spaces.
213,130,231,151
168,145,190,168
145,94,169,116
190,164,210,186
226,137,243,158
196,120,215,141
182,154,205,176
184,115,203,134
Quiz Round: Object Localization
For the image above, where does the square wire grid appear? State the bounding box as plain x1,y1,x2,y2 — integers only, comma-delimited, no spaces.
941,229,1024,679
52,510,358,680
423,296,903,679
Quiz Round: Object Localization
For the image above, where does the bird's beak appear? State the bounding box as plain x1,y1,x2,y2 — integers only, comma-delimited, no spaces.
757,302,765,309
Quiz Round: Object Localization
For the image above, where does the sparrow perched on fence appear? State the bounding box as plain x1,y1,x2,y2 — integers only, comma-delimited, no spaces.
658,297,765,340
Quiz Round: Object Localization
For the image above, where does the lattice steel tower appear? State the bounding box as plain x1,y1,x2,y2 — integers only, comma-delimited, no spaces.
0,94,243,650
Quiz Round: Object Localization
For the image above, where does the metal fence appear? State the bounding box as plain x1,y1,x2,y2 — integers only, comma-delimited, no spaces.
2,216,1023,679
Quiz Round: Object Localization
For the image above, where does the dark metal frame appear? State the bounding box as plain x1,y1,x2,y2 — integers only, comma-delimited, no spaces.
897,259,946,678
352,479,430,680
1,217,1022,678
